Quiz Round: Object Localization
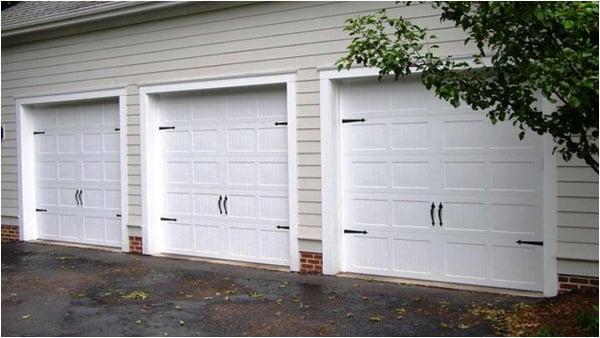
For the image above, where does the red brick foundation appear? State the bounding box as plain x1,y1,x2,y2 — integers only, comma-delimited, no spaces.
558,274,599,293
300,251,322,274
1,225,20,242
128,236,143,254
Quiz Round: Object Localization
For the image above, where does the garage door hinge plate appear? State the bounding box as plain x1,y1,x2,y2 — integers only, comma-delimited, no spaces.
33,131,45,135
114,128,120,131
35,208,47,212
342,118,366,124
276,225,290,229
160,217,177,222
274,121,288,126
116,214,121,218
344,229,368,234
516,240,543,246
159,126,175,130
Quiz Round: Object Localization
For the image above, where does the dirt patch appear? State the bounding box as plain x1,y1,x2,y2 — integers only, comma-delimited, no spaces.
206,300,336,336
462,290,599,336
175,275,247,300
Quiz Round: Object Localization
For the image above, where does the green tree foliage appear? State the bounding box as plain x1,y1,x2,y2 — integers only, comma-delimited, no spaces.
337,2,599,172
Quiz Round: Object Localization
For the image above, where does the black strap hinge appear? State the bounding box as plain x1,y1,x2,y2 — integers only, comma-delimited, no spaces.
160,217,177,222
159,126,175,130
35,208,47,212
114,128,120,131
33,131,45,135
274,121,288,126
344,229,367,234
276,225,290,229
342,118,365,124
116,214,121,218
516,240,543,246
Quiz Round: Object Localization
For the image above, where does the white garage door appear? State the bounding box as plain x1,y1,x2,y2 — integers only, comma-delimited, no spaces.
33,99,122,247
339,77,544,291
157,85,290,266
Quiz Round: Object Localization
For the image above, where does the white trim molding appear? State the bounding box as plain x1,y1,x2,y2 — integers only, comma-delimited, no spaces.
319,67,558,296
139,72,299,271
15,87,129,252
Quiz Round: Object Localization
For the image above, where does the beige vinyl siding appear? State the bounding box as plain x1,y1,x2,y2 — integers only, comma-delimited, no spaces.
556,156,599,277
2,1,463,242
1,1,597,271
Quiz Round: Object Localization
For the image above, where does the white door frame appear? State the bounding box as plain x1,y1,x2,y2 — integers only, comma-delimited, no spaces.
139,72,299,272
15,87,129,251
319,67,558,296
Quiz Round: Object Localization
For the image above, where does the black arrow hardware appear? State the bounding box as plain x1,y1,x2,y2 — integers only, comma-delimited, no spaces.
516,240,543,246
274,121,288,126
160,217,177,222
35,208,47,212
158,126,175,130
344,229,368,234
33,131,45,135
276,225,290,229
342,118,365,124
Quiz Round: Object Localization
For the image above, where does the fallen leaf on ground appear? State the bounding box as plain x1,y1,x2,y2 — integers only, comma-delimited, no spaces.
458,323,471,329
369,315,383,322
179,320,185,326
135,320,142,324
21,314,30,319
346,313,354,318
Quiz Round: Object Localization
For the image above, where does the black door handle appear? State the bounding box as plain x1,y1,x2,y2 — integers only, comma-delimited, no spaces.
218,195,223,214
438,202,443,226
223,195,228,215
80,189,84,206
430,202,435,226
75,189,80,206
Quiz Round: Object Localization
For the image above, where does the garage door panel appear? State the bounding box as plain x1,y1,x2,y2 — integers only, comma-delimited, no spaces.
165,221,194,252
444,241,487,280
393,238,432,276
490,245,540,285
258,127,287,152
229,226,260,258
442,119,485,150
260,230,290,261
442,201,485,232
158,85,290,266
38,213,59,239
340,78,543,291
37,134,57,154
33,99,121,248
391,121,431,151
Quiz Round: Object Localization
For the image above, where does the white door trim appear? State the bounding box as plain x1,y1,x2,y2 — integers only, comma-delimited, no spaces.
139,72,299,272
15,87,129,252
319,67,558,296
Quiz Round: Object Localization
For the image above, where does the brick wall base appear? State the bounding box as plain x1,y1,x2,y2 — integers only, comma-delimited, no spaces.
1,225,20,242
558,274,599,293
128,236,143,254
300,251,322,274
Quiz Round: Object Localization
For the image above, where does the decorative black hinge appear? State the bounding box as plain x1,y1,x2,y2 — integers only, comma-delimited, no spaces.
342,118,365,124
276,225,290,229
35,208,47,212
344,229,368,234
33,131,45,135
160,217,177,222
158,126,175,130
516,240,543,246
116,214,121,218
114,128,120,131
274,121,288,126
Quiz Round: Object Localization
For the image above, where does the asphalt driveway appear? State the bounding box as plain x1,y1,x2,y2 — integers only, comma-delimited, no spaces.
2,242,535,336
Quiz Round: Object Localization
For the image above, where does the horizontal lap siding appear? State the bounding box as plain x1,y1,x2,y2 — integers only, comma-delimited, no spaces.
2,2,455,241
556,157,599,277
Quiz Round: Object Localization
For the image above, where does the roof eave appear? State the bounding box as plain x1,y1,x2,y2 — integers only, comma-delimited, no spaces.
1,1,187,38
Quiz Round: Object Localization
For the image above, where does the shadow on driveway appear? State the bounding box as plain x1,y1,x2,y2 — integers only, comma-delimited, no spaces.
2,242,536,336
